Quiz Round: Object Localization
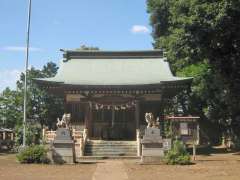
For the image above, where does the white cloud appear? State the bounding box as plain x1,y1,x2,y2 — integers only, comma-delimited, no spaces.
131,25,150,34
1,46,43,52
0,69,22,91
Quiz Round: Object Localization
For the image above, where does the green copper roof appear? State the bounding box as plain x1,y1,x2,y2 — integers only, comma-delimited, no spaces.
36,50,192,86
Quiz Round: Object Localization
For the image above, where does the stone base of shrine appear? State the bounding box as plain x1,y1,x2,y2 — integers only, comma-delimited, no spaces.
52,141,75,164
141,156,164,164
51,128,76,164
140,127,171,164
141,147,165,164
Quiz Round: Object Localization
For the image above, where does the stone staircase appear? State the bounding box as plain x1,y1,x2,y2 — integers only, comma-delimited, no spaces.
84,140,138,157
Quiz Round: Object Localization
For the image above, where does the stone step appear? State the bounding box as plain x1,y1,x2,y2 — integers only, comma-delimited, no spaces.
84,154,137,157
85,150,137,153
85,144,137,146
85,148,137,152
85,153,137,156
85,148,137,151
86,149,136,152
85,146,137,149
86,142,137,145
84,153,137,156
76,156,140,162
86,146,137,148
88,140,136,142
84,140,138,156
86,146,136,149
87,142,137,145
84,151,137,154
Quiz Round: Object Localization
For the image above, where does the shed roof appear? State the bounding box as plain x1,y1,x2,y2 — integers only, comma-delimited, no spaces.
35,50,192,86
0,128,13,132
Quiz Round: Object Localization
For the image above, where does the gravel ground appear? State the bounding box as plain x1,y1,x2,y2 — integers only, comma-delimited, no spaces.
124,151,240,180
1,149,240,180
0,153,96,180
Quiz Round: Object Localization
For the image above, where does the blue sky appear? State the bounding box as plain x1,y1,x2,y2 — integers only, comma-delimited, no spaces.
0,0,153,91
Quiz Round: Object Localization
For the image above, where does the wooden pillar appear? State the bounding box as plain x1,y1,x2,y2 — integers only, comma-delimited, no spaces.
196,124,200,145
136,129,141,156
11,132,14,141
158,103,164,136
84,102,89,130
42,128,46,141
84,101,93,138
3,132,6,140
135,100,141,156
111,107,115,127
88,101,93,137
192,122,198,161
64,93,67,113
82,102,91,138
193,142,196,161
135,100,140,129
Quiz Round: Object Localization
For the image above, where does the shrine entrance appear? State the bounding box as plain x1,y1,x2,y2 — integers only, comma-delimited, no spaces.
91,102,136,140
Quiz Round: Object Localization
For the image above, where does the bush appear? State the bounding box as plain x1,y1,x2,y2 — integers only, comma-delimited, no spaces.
164,140,191,165
16,145,50,164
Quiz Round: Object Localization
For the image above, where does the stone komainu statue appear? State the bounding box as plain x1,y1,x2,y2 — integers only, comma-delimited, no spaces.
56,113,71,128
145,112,159,128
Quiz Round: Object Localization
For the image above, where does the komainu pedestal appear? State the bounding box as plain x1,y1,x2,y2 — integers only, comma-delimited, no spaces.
52,128,75,164
141,127,171,164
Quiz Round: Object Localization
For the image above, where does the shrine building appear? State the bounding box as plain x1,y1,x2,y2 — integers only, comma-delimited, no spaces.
36,50,195,157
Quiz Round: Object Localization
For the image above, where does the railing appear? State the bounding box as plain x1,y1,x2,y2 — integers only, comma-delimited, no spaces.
72,128,88,157
42,129,56,143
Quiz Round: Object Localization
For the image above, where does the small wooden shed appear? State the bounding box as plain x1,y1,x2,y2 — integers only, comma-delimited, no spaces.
0,128,14,150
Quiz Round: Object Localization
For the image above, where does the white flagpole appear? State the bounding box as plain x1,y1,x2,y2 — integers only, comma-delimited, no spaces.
23,0,32,147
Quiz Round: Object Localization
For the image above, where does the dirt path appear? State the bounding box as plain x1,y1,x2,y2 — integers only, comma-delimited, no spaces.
92,160,128,180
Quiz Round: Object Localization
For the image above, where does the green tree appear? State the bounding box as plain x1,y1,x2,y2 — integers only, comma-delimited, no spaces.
0,88,22,128
0,62,63,131
16,62,64,129
147,0,240,143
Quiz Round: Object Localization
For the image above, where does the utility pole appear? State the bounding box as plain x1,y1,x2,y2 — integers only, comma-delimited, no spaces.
23,0,32,147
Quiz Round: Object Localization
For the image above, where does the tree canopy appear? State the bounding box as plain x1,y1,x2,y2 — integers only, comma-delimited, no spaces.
147,0,240,143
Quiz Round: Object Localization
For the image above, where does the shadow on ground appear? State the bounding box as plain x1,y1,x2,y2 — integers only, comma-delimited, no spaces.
77,161,105,164
0,150,15,156
188,146,239,156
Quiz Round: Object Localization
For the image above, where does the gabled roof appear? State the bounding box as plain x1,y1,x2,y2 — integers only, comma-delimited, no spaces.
35,50,192,87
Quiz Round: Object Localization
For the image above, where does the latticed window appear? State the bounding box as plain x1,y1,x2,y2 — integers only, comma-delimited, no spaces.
66,103,84,123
